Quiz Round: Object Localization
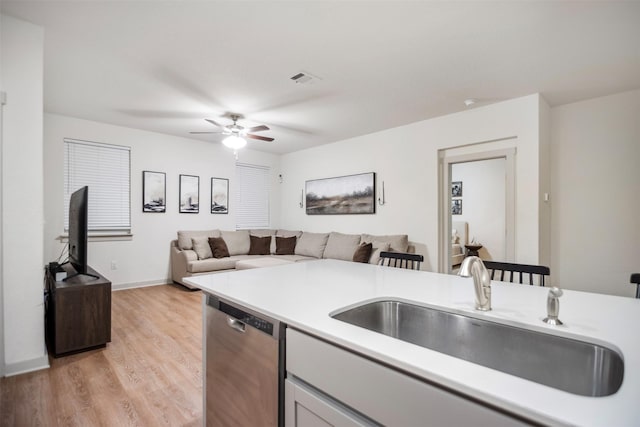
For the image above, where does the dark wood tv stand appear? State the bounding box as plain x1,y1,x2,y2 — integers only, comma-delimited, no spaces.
45,264,111,357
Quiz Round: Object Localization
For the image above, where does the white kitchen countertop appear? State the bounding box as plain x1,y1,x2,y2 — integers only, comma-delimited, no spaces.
185,259,640,426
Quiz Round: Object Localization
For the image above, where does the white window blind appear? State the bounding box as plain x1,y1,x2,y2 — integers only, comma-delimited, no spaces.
235,163,270,229
64,138,131,233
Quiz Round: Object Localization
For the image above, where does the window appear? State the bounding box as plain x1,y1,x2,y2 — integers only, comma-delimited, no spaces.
235,163,270,229
64,138,131,234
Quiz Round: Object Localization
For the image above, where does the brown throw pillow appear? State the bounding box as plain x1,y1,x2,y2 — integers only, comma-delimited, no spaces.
275,236,296,255
352,242,373,263
208,237,230,258
248,235,271,255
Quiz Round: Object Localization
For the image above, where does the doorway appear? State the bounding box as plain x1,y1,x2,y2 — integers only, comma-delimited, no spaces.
439,147,516,274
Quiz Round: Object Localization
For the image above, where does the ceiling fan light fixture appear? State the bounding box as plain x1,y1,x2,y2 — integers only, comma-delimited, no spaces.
222,135,247,150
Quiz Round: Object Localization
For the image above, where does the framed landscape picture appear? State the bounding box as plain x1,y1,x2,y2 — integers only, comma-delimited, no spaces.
179,174,199,213
142,171,166,213
211,177,229,214
305,172,375,215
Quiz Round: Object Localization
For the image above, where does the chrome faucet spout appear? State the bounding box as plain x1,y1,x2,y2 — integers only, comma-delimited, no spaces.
458,256,492,311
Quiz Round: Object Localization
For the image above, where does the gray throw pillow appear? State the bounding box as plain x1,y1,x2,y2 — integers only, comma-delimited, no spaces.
191,237,213,260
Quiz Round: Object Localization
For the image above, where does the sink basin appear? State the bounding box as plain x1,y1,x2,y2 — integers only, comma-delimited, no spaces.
331,300,624,396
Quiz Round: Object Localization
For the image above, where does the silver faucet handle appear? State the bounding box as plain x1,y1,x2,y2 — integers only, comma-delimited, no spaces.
543,286,564,325
549,287,563,298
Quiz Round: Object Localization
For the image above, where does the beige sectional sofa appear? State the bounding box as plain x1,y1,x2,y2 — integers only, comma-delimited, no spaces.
170,229,412,288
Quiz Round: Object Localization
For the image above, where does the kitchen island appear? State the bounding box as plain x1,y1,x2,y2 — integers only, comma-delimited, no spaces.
185,259,640,426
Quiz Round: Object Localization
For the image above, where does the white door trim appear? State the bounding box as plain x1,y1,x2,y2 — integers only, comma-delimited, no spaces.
438,147,516,274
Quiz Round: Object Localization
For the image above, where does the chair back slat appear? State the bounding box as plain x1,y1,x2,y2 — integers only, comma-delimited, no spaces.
631,273,640,299
378,251,423,271
482,260,550,286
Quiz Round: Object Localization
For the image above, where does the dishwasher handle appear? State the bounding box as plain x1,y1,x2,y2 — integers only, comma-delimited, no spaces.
227,317,246,333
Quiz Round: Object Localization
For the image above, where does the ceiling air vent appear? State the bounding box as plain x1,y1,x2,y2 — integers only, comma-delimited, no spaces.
290,71,320,85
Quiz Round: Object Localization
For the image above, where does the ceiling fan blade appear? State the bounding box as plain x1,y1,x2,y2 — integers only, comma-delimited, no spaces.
247,134,274,142
205,118,225,127
189,131,218,134
247,125,270,132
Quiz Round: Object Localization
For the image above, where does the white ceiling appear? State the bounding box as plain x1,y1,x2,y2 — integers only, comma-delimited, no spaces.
2,1,640,154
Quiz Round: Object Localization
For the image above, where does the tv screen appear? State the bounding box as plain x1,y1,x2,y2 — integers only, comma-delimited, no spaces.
68,186,89,276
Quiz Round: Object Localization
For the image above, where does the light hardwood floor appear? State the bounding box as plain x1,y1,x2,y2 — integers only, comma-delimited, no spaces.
0,284,203,426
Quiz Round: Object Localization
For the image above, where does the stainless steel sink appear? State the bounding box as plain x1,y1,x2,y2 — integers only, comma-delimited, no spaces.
331,300,624,397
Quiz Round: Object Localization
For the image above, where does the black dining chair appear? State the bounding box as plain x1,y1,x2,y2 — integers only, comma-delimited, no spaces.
378,251,424,271
631,273,640,299
482,260,550,286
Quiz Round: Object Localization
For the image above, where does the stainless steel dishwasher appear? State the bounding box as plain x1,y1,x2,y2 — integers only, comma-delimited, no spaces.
204,293,285,427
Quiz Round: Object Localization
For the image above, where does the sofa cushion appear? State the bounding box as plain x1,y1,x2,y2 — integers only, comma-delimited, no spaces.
276,229,303,238
208,237,230,258
177,229,219,250
248,235,272,255
369,241,390,265
220,230,250,255
250,229,276,236
295,232,330,258
192,237,213,260
323,232,362,261
352,242,373,263
361,233,409,253
236,257,294,270
275,236,296,255
271,254,317,263
188,257,236,273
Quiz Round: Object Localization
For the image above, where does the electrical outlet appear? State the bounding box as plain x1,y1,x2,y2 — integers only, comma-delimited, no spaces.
111,261,117,270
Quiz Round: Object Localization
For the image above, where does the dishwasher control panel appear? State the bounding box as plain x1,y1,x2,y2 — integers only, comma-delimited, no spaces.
219,300,274,336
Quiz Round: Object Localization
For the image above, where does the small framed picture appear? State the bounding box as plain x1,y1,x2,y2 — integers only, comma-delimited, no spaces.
452,199,462,215
142,171,166,213
179,174,199,213
211,177,229,214
452,181,463,198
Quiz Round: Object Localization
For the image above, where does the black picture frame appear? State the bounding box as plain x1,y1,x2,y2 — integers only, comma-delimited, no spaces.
305,172,376,215
142,171,166,213
211,177,229,214
452,199,462,215
452,181,463,198
179,174,199,213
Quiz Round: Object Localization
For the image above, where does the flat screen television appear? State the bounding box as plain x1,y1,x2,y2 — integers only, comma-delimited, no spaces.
66,186,97,280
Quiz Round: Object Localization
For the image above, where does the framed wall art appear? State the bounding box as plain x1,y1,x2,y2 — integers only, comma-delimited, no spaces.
452,199,462,215
142,171,166,213
452,181,463,198
305,172,375,215
179,174,199,213
211,177,229,214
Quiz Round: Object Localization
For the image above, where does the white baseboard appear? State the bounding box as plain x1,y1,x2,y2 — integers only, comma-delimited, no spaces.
4,354,50,377
112,278,172,291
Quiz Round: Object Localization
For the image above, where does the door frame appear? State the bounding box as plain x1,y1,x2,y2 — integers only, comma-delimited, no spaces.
438,147,516,274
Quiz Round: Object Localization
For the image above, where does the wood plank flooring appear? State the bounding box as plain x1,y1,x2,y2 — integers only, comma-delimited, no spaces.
0,284,203,426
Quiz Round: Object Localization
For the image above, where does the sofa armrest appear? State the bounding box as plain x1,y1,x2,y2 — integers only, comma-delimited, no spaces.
170,240,197,286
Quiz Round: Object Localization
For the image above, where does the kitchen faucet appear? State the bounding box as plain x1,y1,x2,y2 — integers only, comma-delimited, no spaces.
458,256,492,311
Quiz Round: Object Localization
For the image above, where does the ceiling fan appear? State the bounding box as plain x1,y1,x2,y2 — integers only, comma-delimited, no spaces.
190,114,275,150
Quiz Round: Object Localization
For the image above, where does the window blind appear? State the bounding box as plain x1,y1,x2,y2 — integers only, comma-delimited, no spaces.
235,163,270,229
64,138,131,233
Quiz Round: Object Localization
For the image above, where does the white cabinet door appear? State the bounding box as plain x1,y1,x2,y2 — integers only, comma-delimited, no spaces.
285,378,376,427
287,329,534,426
